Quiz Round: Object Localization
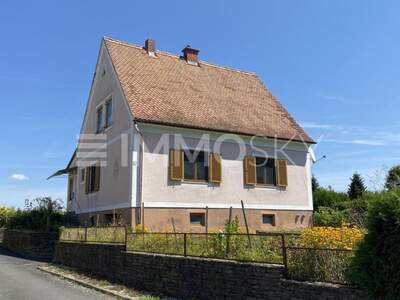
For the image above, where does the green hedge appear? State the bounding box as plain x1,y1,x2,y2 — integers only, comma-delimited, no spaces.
349,189,400,298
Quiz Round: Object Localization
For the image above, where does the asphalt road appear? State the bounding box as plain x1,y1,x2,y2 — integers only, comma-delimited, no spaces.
0,246,116,300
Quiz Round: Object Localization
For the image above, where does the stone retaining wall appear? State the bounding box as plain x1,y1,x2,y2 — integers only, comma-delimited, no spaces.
54,242,366,300
2,229,58,260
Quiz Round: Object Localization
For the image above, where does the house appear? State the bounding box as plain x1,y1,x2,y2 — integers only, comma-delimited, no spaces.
52,37,315,232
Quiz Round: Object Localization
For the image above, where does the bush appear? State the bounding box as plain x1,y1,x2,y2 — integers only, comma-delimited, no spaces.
313,188,348,211
6,197,64,232
0,206,16,227
298,226,363,250
313,207,345,227
349,189,400,299
287,226,363,284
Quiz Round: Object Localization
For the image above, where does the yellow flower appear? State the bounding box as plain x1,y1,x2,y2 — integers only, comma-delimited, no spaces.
298,226,364,249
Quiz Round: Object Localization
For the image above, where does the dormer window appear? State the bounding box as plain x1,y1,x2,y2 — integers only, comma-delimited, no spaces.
96,106,104,133
105,99,112,128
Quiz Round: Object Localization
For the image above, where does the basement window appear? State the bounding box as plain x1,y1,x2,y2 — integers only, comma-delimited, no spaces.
190,213,205,226
262,214,275,226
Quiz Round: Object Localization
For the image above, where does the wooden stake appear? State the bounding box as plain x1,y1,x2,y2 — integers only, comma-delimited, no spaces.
141,202,145,232
205,206,209,234
241,200,252,248
226,206,233,256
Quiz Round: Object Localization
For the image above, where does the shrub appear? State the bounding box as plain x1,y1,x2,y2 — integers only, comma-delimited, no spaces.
0,206,16,227
313,188,348,211
298,226,363,250
313,207,345,227
349,189,400,299
6,197,64,232
287,226,363,283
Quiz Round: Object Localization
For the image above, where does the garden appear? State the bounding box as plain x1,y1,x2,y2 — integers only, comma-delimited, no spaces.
2,165,400,298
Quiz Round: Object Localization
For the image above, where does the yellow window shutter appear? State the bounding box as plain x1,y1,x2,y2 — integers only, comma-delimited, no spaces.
85,166,90,194
169,149,183,181
95,165,101,191
276,160,288,187
209,153,222,183
244,156,256,185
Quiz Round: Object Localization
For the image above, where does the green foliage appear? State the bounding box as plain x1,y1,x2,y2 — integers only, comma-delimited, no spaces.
313,207,345,227
349,189,400,299
347,172,366,199
313,187,348,211
287,248,354,284
385,165,400,191
5,197,64,232
312,174,320,193
0,206,16,228
59,226,127,243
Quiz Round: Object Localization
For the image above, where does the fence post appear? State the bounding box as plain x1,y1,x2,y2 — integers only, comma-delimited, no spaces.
124,226,128,251
184,233,187,257
281,234,288,276
85,226,88,243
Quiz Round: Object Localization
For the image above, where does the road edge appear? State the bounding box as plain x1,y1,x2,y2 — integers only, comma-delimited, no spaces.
37,265,136,300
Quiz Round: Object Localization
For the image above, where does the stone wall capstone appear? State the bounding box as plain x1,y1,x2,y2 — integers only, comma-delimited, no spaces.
54,242,366,300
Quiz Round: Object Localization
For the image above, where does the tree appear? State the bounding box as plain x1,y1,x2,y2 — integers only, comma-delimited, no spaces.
347,172,366,199
312,174,320,193
385,165,400,191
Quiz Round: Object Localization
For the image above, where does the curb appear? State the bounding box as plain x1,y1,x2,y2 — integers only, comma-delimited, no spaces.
37,266,136,300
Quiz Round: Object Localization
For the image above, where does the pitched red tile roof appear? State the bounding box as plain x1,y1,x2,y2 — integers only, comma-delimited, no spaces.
104,37,314,143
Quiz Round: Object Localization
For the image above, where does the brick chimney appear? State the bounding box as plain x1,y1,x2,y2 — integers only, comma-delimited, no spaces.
182,45,199,65
144,39,156,57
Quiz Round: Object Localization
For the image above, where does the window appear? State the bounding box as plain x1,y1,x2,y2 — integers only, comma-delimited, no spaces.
85,164,101,194
80,169,85,183
68,176,74,201
255,157,276,185
105,99,112,128
190,213,205,226
96,106,104,133
262,214,275,225
183,150,208,181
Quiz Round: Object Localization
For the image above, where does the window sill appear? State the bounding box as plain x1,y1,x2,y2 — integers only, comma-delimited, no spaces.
245,184,285,191
182,179,209,185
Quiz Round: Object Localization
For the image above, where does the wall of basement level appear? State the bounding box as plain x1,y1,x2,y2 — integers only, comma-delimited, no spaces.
54,242,365,300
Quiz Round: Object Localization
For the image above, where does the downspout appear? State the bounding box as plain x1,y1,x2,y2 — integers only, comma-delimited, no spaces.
133,121,144,226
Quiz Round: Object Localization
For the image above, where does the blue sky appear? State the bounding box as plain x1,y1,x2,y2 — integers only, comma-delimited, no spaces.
1,0,399,208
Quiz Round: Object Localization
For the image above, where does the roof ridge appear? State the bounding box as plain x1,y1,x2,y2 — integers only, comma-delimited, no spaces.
103,36,257,76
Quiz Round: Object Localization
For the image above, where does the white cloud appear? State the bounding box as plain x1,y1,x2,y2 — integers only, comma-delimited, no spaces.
324,138,386,146
9,174,30,181
352,139,386,146
300,122,342,130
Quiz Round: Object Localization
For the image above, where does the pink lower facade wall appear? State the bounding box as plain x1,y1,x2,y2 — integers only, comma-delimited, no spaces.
76,207,313,232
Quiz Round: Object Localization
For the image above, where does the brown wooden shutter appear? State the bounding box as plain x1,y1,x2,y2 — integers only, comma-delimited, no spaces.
169,149,183,181
276,160,288,187
85,166,90,194
244,156,256,185
209,153,222,183
94,165,101,191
